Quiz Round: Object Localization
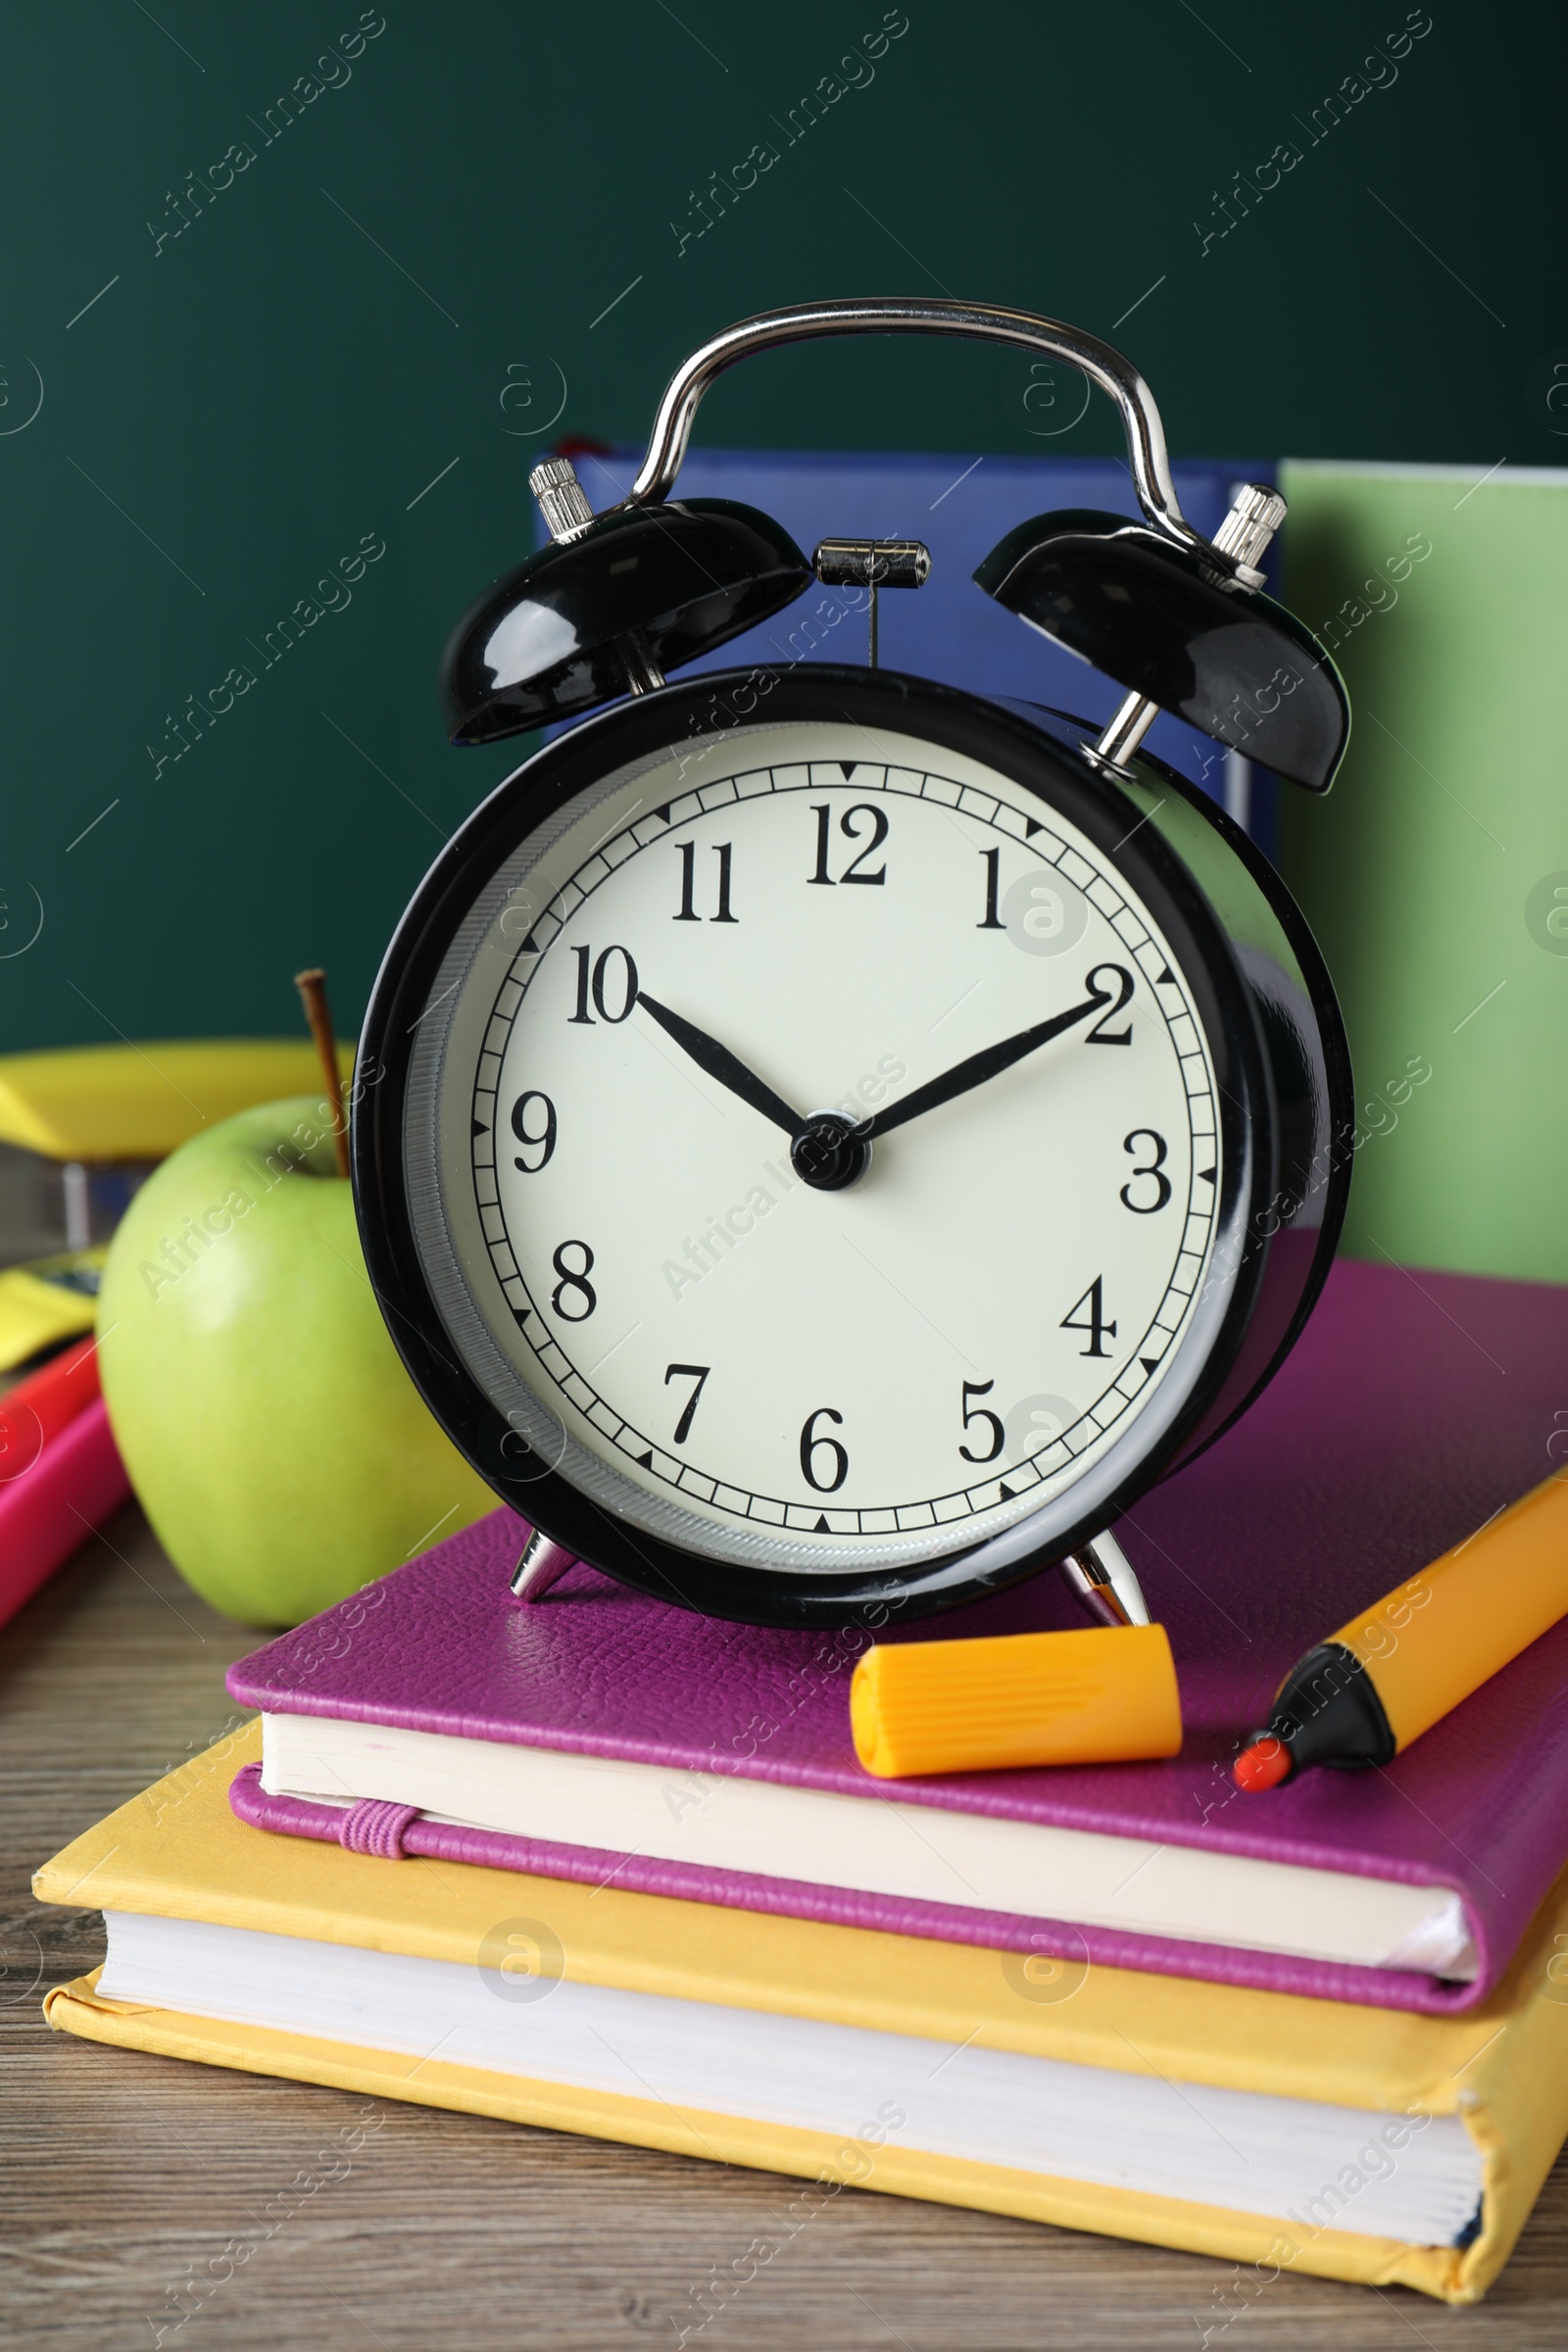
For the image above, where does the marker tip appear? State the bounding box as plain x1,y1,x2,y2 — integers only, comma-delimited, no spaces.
1234,1735,1294,1793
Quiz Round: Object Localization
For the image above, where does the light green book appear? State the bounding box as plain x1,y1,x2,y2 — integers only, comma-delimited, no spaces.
1280,460,1568,1284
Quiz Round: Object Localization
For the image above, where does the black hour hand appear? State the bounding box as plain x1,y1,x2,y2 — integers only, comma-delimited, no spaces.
636,992,805,1139
856,968,1123,1143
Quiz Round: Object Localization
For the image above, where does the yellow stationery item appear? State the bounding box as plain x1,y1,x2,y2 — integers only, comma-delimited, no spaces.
0,1039,356,1163
851,1622,1183,1777
35,1727,1568,2304
1338,1471,1568,1746
0,1250,105,1372
1237,1470,1568,1790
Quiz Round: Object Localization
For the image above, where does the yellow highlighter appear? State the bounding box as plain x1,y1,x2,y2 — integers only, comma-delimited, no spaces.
1235,1470,1568,1791
851,1622,1183,1779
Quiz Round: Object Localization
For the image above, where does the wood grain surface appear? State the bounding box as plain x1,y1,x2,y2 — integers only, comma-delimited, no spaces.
4,1505,1568,2349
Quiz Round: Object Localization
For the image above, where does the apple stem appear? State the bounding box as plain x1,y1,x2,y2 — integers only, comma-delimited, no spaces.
293,967,351,1180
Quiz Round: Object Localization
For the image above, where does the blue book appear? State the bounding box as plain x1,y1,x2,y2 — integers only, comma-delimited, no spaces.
552,446,1280,851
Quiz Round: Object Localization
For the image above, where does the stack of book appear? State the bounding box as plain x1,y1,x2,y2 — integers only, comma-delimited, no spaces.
37,1258,1568,2305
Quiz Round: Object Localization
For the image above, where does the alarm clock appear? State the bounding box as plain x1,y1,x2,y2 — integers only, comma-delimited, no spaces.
354,297,1351,1629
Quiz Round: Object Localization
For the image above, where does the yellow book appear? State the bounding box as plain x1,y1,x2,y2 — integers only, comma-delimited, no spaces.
0,1039,355,1162
35,1726,1568,2306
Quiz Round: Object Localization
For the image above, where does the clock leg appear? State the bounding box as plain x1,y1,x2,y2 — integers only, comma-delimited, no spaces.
508,1528,580,1603
1058,1530,1152,1629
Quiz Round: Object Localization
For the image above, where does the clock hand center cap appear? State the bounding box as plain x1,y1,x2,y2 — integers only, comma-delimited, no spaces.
790,1109,872,1193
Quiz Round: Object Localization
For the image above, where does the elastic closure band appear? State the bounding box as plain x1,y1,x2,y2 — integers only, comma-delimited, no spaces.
338,1797,421,1858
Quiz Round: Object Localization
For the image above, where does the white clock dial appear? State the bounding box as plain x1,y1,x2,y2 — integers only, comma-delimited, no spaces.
417,721,1225,1573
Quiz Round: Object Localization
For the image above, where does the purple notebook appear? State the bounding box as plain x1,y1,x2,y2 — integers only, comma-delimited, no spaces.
228,1258,1568,2015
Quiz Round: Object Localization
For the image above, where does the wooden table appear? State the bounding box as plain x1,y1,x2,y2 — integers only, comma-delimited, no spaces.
3,1511,1567,2350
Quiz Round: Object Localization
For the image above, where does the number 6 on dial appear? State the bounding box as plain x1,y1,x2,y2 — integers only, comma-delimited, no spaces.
800,1408,848,1494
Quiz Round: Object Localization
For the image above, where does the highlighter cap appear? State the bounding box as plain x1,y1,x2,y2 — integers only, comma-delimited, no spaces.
850,1622,1183,1780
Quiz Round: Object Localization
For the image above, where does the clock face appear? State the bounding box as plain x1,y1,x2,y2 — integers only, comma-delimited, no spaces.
402,710,1237,1581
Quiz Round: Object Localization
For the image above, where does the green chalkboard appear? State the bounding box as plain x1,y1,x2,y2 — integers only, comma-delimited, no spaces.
1,2,1559,1050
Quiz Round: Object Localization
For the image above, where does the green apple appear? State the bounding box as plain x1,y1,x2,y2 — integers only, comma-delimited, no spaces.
98,1096,497,1626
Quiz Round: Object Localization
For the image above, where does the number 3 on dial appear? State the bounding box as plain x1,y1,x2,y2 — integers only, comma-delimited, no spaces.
1120,1129,1172,1213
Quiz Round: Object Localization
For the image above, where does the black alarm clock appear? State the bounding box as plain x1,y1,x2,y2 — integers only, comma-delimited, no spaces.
354,298,1351,1629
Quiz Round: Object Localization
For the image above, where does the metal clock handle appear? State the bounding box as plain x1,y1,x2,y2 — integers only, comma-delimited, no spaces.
617,295,1211,565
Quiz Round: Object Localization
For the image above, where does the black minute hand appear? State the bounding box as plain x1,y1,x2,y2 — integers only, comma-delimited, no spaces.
636,991,806,1139
854,975,1114,1144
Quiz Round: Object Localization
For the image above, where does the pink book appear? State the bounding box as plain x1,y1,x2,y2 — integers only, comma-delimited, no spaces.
228,1258,1568,2015
0,1396,129,1629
